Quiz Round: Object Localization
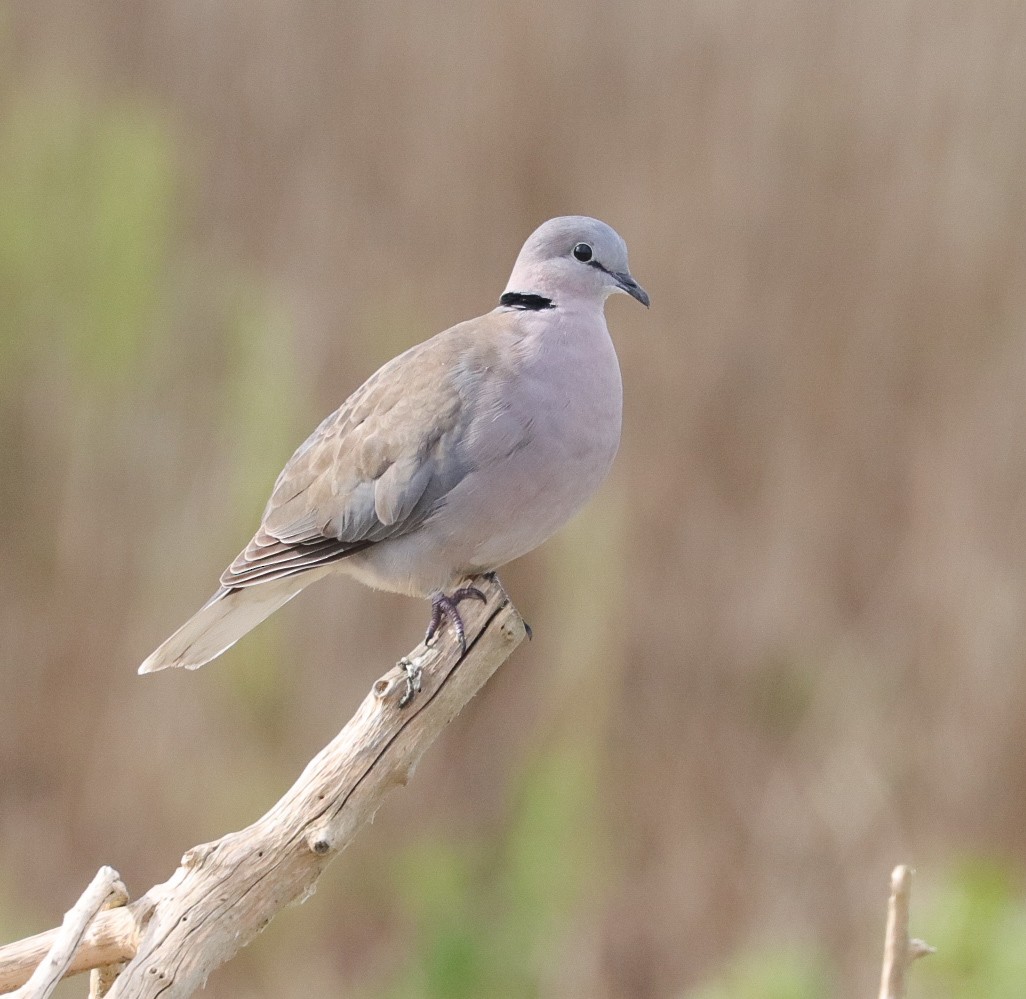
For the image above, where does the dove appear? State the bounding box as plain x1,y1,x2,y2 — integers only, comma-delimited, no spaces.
139,216,648,681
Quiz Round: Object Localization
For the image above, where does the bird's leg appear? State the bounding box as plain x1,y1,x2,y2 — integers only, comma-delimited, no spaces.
425,586,488,655
397,657,422,709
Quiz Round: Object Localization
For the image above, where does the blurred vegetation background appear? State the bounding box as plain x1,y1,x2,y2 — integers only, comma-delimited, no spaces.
2,2,1026,996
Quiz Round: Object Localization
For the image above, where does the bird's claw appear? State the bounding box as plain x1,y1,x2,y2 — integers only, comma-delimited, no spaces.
425,586,488,655
397,657,423,709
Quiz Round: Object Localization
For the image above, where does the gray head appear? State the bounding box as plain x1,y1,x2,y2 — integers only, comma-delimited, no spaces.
503,216,649,309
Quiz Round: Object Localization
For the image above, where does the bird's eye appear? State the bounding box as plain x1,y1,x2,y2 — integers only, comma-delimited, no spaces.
572,242,593,262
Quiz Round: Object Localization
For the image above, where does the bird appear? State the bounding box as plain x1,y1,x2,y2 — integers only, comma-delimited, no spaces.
139,216,648,681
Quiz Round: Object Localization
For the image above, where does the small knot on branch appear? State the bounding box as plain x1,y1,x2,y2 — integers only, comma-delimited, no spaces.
305,825,335,856
181,843,214,869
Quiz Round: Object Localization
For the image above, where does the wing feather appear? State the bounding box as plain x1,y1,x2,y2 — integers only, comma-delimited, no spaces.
220,330,473,589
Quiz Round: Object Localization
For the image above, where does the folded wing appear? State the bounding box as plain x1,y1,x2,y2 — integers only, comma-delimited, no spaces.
221,338,468,589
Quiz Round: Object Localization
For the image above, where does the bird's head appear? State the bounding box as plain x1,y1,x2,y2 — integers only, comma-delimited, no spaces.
503,216,649,309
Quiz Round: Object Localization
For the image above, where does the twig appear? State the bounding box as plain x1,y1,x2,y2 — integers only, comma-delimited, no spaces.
88,882,133,999
0,911,137,994
0,575,525,998
878,864,935,999
8,867,127,999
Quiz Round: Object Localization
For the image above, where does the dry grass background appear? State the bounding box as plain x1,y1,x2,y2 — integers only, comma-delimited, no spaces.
2,2,1026,996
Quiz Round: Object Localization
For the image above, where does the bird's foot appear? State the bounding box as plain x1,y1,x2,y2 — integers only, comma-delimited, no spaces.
397,657,423,709
425,586,488,655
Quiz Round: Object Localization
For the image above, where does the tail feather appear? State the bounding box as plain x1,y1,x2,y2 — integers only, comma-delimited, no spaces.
138,573,321,674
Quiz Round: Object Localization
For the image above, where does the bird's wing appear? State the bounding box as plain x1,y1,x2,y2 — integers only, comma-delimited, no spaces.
220,323,488,589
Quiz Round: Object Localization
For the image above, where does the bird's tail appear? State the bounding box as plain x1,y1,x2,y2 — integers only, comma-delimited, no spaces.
138,573,320,674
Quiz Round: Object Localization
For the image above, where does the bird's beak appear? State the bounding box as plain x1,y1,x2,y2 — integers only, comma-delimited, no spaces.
613,270,650,308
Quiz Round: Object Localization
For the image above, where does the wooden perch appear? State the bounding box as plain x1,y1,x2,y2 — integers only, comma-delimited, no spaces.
878,864,935,999
0,575,526,998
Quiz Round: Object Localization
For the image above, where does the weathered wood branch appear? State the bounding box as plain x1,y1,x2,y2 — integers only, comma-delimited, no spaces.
0,911,137,995
7,867,127,999
0,575,526,998
878,864,935,999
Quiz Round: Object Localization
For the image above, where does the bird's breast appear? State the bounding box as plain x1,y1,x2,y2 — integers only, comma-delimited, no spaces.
452,319,623,567
340,314,624,596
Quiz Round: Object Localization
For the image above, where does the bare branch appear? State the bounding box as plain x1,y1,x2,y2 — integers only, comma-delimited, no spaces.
0,910,137,994
7,867,127,999
878,864,935,999
0,575,526,998
88,883,134,999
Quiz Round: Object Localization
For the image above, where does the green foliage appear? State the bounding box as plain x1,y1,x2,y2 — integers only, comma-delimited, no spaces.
385,744,600,999
217,286,301,712
680,858,1026,999
0,91,175,391
222,285,301,522
686,946,829,999
915,857,1026,999
0,83,304,716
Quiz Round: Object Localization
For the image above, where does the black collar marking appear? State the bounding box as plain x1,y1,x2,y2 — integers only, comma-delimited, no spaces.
499,292,555,311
